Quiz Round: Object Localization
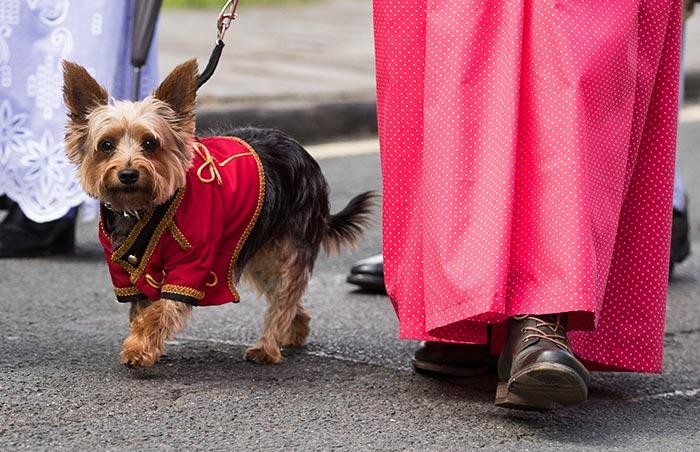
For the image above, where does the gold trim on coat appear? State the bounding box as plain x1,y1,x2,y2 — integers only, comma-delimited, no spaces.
168,222,191,250
109,189,185,284
194,141,255,186
161,284,205,300
220,136,266,302
205,271,218,288
114,286,141,297
145,273,163,289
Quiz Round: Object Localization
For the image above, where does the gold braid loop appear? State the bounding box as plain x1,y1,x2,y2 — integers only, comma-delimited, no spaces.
195,142,223,185
195,141,255,186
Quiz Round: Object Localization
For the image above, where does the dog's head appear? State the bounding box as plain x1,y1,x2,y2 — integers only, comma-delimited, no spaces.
62,60,199,211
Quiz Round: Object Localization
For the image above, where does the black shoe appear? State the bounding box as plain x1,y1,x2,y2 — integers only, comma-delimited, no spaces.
670,203,691,275
347,254,386,294
0,195,12,210
0,204,76,258
412,341,496,377
495,315,590,411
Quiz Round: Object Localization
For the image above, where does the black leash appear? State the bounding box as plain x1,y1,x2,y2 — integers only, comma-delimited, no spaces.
197,40,225,89
197,0,239,90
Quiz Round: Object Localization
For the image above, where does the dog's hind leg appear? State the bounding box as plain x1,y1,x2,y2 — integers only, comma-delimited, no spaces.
283,302,310,348
243,239,312,364
121,299,192,368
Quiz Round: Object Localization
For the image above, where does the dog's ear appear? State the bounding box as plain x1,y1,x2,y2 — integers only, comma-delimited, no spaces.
62,60,108,124
153,59,198,118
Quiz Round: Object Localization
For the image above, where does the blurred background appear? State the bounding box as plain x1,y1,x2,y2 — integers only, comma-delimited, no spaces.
159,0,376,143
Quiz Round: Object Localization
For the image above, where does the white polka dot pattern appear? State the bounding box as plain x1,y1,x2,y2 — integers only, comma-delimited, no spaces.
374,0,681,373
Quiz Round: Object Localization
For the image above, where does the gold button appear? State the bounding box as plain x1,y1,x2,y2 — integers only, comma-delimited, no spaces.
127,255,138,265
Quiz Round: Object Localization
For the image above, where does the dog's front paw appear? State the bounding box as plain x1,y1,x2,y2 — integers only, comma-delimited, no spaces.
245,346,283,364
121,335,161,368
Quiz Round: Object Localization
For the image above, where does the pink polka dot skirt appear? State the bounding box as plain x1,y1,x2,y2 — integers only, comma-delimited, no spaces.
374,0,681,373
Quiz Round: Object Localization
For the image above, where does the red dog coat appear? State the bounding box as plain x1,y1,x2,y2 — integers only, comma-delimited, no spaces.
99,136,265,306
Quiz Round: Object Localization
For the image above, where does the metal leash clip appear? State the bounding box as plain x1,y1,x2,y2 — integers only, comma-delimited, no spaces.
198,0,239,89
217,0,240,42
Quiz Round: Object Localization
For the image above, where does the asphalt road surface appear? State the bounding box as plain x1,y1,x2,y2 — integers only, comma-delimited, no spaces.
1,123,700,450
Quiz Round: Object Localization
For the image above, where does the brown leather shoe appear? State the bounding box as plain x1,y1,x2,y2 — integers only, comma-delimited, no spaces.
412,341,496,377
495,315,590,410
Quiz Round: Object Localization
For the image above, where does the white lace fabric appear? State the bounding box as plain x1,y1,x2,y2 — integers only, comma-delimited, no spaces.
0,0,157,223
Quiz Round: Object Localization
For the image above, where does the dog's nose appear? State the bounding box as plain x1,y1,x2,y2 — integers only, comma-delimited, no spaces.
118,169,139,185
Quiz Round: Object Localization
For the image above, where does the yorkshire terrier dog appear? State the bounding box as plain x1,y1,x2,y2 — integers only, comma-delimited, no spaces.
62,59,374,368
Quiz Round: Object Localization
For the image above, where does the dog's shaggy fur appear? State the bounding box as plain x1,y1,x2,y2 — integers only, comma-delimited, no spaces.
63,59,375,367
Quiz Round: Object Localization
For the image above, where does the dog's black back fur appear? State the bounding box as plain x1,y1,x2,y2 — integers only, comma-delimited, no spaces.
204,126,374,274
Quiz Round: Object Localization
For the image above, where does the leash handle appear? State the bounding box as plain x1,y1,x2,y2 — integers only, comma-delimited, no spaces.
197,40,225,89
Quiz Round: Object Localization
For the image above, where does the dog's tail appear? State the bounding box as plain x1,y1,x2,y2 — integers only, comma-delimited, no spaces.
323,191,377,255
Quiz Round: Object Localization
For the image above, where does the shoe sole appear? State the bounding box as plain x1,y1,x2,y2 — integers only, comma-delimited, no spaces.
495,362,588,411
0,244,74,258
412,359,490,378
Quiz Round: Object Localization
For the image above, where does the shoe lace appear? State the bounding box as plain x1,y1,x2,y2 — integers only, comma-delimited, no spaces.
514,314,571,351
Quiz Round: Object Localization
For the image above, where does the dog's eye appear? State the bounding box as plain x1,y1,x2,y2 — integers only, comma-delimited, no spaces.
142,138,158,152
98,140,114,153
